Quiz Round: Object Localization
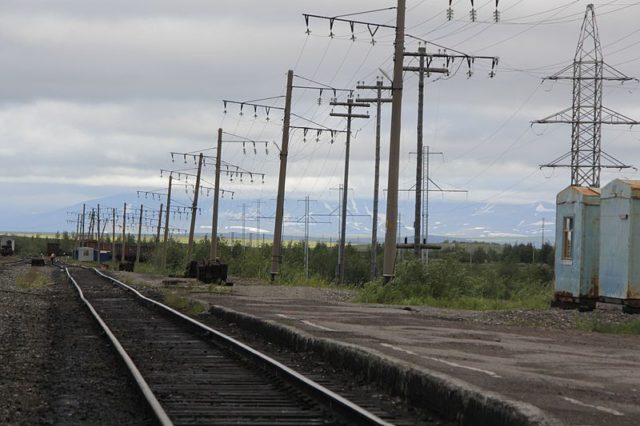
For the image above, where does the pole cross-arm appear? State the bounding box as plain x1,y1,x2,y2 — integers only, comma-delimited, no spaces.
601,107,640,126
403,66,449,74
330,113,370,119
532,107,573,124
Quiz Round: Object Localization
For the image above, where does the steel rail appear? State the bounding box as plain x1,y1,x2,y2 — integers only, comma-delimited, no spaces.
91,267,393,426
65,268,173,426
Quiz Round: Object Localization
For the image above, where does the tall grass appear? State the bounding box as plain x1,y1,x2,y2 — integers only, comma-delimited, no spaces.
359,257,553,310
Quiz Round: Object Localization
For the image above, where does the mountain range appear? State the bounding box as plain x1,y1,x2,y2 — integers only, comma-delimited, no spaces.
1,192,556,246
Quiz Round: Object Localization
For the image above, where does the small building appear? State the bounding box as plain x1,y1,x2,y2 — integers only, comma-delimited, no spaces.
74,247,96,262
554,186,601,307
598,179,640,309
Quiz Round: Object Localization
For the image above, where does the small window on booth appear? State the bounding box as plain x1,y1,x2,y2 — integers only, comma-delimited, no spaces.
562,216,573,260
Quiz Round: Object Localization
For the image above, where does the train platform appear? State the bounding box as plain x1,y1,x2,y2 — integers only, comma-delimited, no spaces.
186,282,640,426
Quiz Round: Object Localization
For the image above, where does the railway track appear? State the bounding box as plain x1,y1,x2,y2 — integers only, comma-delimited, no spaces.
66,267,394,426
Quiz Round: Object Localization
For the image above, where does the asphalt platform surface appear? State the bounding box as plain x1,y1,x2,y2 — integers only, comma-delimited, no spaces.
187,283,639,426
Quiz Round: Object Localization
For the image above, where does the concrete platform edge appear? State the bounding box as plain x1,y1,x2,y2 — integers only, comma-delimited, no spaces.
207,304,562,426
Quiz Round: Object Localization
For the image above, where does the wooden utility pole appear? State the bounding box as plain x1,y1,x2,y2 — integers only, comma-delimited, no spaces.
162,174,173,269
136,204,143,264
210,128,223,261
270,70,294,281
403,47,448,259
303,196,310,280
121,202,127,262
186,153,204,263
382,0,407,282
112,208,116,263
330,98,369,284
80,203,86,246
357,79,392,279
156,203,163,246
96,204,101,264
241,203,247,250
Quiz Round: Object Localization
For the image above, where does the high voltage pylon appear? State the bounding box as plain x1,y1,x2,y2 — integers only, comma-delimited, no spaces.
399,146,468,262
534,4,639,188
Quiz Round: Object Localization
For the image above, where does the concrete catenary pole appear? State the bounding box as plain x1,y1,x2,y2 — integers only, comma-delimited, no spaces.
186,153,204,263
162,174,173,269
210,128,223,261
382,0,407,282
270,70,294,281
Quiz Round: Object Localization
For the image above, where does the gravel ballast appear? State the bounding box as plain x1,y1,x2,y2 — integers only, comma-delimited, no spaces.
0,262,153,425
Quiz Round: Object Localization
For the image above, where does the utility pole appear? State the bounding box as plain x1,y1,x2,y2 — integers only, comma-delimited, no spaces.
96,204,101,264
112,208,116,263
156,203,163,246
304,196,310,280
74,213,80,245
330,97,370,284
534,4,639,187
357,78,392,280
186,153,204,263
80,203,86,246
241,203,247,250
404,46,448,259
271,70,294,281
225,76,346,281
121,202,127,262
162,174,173,269
210,128,223,261
382,0,407,282
136,204,143,264
255,199,263,247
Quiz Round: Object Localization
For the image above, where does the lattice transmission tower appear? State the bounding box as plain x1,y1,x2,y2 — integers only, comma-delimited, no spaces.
534,4,639,188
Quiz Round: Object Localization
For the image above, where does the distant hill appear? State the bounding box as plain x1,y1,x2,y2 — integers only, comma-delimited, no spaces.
1,193,555,246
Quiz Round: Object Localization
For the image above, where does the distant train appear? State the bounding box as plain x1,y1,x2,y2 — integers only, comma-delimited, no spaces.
1,238,15,256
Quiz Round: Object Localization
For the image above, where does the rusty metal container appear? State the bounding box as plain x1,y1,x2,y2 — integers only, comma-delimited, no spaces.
598,179,640,309
554,186,600,307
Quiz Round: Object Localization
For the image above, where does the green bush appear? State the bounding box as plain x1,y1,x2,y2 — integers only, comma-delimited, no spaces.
359,255,553,310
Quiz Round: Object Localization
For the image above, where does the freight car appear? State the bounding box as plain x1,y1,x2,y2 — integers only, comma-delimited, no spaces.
0,237,15,256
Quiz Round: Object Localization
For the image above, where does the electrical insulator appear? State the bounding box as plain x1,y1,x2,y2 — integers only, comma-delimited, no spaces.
447,7,454,21
493,9,500,23
470,8,477,22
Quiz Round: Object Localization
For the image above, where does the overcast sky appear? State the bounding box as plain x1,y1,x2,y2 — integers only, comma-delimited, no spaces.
2,0,640,229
